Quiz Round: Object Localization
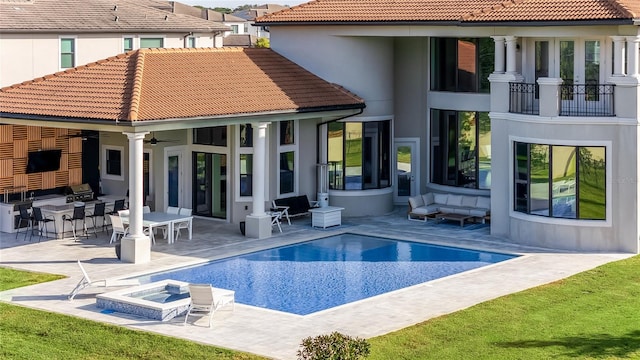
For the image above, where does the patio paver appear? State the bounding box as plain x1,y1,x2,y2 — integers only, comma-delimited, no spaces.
0,207,632,359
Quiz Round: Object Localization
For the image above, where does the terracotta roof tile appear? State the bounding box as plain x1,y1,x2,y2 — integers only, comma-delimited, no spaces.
256,0,638,24
0,0,228,32
0,48,364,122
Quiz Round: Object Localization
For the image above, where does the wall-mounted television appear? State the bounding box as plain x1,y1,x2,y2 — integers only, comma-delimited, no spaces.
26,149,62,174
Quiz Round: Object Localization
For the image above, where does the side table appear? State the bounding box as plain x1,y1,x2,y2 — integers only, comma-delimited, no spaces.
309,206,345,229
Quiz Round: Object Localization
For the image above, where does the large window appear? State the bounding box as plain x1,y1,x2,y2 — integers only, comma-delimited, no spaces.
431,110,491,189
430,37,493,93
60,38,75,69
328,121,390,190
514,142,605,220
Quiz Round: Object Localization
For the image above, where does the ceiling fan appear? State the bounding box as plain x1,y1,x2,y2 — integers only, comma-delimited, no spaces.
64,130,100,141
144,132,176,145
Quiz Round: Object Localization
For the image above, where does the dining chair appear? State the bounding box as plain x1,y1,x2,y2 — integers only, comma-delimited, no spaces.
166,206,179,214
108,214,128,244
174,208,192,241
63,205,88,242
31,206,56,242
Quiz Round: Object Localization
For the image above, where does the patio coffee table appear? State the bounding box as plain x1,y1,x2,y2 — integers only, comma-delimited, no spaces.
437,213,474,227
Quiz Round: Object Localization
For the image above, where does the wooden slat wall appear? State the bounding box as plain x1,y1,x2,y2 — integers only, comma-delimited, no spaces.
0,125,84,194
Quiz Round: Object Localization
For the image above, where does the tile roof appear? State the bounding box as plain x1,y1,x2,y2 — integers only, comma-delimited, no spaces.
0,0,228,32
0,47,365,122
256,0,639,24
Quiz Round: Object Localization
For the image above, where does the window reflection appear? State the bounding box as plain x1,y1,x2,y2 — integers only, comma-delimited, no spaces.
327,121,390,190
578,147,606,219
431,109,491,189
513,142,605,220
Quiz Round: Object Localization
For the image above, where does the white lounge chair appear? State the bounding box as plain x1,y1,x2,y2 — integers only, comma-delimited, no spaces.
184,283,235,328
68,260,140,300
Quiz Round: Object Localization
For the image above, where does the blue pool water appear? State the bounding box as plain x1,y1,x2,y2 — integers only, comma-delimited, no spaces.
137,233,516,315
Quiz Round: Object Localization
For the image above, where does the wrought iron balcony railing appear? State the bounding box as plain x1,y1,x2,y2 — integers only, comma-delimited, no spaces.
509,82,615,117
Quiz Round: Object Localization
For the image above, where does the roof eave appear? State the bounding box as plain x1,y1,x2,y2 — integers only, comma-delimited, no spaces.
0,27,230,33
0,104,366,129
257,19,637,27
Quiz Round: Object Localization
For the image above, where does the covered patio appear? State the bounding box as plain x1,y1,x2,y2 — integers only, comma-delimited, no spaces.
0,207,630,359
0,47,365,264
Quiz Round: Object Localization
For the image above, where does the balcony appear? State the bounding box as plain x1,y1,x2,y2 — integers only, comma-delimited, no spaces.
509,82,615,117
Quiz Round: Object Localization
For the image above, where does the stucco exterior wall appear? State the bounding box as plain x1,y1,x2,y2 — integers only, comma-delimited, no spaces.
491,113,639,253
270,26,394,119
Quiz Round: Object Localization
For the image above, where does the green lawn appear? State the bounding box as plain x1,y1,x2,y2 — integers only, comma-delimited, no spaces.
2,256,640,359
368,255,640,359
0,267,265,360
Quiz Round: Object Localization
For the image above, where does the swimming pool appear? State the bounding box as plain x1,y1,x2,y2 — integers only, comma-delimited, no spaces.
136,233,517,315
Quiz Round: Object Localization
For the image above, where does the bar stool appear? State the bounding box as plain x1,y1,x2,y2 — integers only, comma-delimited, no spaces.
15,204,33,241
31,207,56,242
63,205,88,242
86,202,107,236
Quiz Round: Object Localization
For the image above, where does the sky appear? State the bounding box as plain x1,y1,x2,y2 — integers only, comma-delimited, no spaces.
178,0,307,9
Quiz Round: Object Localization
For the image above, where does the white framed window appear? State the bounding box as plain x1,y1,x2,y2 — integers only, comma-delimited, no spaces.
235,124,269,202
140,37,164,49
59,37,76,69
231,25,239,34
277,120,298,196
237,124,253,199
101,145,124,181
123,36,135,52
186,36,196,48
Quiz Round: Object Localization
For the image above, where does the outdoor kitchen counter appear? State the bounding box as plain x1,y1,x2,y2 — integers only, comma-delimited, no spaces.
37,195,122,239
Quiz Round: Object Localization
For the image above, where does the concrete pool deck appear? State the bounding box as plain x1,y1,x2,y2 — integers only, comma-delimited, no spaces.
0,207,633,360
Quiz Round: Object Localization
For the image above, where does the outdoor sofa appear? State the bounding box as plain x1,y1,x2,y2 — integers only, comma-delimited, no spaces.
408,192,490,222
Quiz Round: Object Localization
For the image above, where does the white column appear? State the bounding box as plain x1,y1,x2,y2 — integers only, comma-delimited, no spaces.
491,36,505,74
120,131,150,264
245,122,271,239
505,36,518,75
626,36,640,78
611,36,626,76
251,122,269,216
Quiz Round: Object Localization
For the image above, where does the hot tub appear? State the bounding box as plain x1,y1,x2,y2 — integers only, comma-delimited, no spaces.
96,280,191,321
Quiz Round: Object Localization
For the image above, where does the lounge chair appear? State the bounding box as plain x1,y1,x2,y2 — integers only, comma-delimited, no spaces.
68,260,140,300
184,283,235,328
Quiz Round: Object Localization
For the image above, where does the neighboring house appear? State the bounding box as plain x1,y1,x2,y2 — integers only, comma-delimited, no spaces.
232,4,289,39
160,1,251,38
255,0,640,253
223,34,257,48
0,0,229,87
